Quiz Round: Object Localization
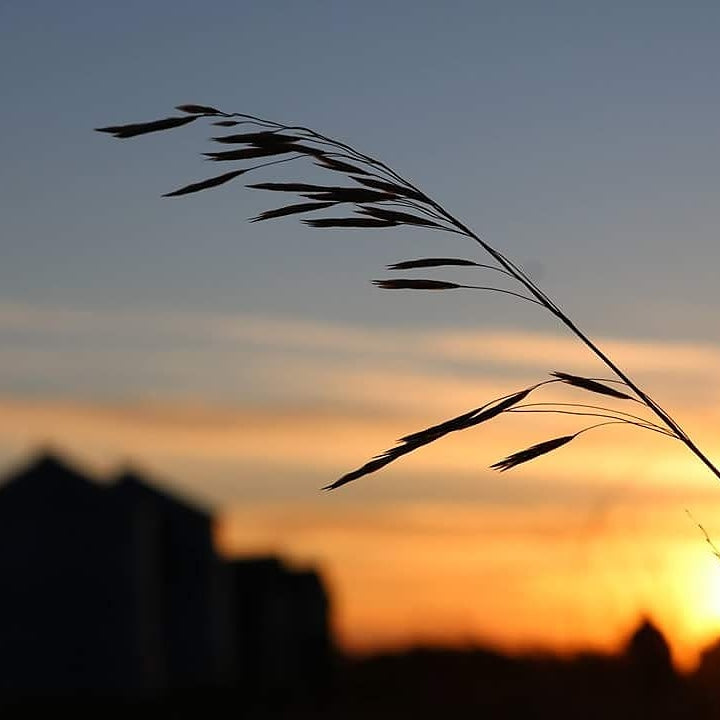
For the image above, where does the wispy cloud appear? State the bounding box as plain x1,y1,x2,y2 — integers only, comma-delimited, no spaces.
3,300,720,367
2,304,720,671
0,301,718,504
1,301,719,405
0,387,716,505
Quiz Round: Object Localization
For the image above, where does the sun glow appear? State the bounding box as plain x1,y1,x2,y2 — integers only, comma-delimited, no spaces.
682,547,720,638
2,308,720,674
217,499,720,672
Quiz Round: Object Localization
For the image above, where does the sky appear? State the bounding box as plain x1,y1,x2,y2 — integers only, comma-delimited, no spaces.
2,0,720,669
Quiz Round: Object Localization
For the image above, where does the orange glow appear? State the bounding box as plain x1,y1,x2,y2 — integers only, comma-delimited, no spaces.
216,501,720,672
1,320,719,673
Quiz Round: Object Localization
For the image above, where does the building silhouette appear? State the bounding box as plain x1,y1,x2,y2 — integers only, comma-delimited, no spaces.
0,452,332,700
623,616,675,687
4,452,720,718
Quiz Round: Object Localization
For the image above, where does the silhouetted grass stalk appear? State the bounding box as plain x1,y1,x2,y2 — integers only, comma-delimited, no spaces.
96,105,720,490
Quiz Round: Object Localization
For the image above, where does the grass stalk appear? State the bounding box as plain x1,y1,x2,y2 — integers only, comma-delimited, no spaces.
96,105,720,487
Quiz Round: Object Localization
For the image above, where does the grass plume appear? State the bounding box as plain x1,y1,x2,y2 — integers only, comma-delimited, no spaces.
491,435,578,472
96,104,720,491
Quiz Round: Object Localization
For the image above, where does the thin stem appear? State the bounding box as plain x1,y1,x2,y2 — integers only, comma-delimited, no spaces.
375,167,720,479
514,402,671,435
686,510,720,560
461,285,545,306
575,420,630,436
508,408,676,439
243,154,310,173
382,198,455,226
308,117,720,480
468,264,515,279
428,215,720,482
192,109,720,484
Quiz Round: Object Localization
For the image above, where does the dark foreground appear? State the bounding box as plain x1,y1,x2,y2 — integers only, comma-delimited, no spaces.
5,634,720,720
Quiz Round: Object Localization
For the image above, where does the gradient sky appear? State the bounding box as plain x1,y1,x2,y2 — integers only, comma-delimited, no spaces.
2,1,720,669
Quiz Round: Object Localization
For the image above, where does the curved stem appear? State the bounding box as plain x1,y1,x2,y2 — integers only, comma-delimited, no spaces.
508,408,676,439
207,109,720,484
429,215,720,483
575,420,630,436
514,402,671,435
461,285,545,306
316,117,720,482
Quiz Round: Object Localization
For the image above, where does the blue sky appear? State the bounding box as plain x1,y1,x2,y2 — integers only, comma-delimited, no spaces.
3,1,720,337
3,0,720,664
2,0,719,498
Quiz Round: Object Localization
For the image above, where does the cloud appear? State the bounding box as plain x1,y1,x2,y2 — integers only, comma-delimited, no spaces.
1,301,719,413
430,329,720,377
2,299,719,673
0,301,718,503
0,386,716,507
3,301,720,373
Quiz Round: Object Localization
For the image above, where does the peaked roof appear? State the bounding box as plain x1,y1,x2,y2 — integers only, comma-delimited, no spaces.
113,469,212,521
0,452,212,521
1,451,97,494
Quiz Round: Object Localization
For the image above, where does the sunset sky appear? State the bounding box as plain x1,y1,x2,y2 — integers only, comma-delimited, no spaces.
2,1,720,670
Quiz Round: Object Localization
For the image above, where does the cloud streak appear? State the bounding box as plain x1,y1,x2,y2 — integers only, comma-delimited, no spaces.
1,301,719,407
0,388,716,505
0,301,718,501
3,300,720,371
2,303,720,671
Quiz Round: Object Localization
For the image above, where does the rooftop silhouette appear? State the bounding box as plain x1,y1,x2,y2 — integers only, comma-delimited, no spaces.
0,452,332,702
3,452,720,718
